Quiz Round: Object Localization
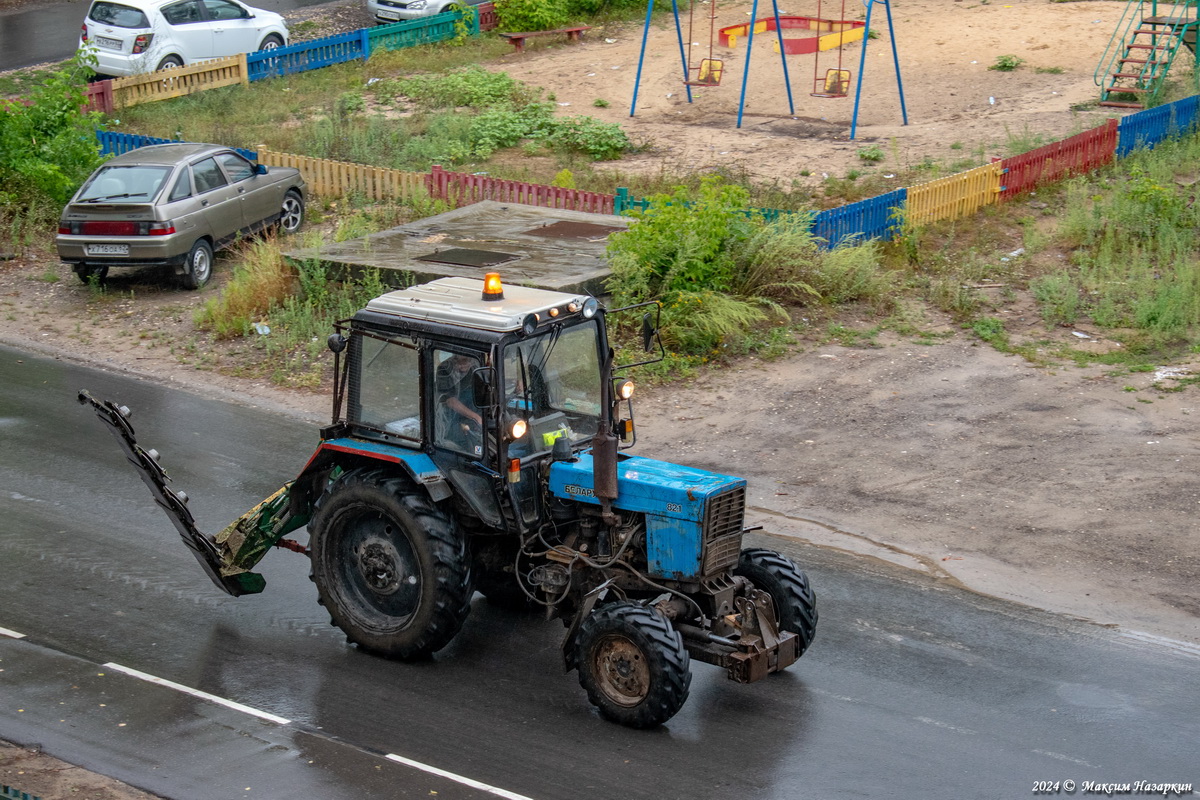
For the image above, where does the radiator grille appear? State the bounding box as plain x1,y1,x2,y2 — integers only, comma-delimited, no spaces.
701,488,745,575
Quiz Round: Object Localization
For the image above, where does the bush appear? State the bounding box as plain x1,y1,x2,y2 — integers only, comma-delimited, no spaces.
495,0,569,31
541,115,630,160
0,51,105,224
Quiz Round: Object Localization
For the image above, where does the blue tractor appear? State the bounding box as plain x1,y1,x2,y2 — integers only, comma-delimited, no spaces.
80,274,817,727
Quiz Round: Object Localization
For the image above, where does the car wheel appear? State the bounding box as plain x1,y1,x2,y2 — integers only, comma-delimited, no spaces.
258,33,284,51
180,239,213,290
156,55,184,71
278,190,304,235
73,264,109,285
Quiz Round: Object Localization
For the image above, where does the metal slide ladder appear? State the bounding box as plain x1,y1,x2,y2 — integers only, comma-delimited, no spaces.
1095,0,1199,108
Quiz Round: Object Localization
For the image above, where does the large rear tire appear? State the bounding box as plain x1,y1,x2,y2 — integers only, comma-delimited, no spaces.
574,602,691,728
309,468,472,660
179,239,212,290
735,548,818,657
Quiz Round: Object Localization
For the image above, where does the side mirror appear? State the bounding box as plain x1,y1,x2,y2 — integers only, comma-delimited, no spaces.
255,163,268,175
472,368,495,409
641,313,656,352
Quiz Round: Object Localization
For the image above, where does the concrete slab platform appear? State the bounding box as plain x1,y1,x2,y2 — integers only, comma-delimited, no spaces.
286,201,630,296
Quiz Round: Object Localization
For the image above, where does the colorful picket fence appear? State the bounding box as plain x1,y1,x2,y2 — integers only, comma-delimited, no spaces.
906,162,1004,227
112,55,248,109
427,166,616,214
999,119,1118,199
84,4,494,110
811,188,906,247
1116,94,1200,157
258,149,428,203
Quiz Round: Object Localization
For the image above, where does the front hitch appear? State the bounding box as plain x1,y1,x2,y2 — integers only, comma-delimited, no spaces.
675,588,800,682
78,390,265,597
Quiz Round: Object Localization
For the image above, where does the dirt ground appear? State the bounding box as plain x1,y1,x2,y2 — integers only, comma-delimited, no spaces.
509,0,1127,185
3,0,1200,797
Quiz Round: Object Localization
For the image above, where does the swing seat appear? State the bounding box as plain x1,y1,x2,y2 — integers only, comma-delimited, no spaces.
811,68,850,98
685,58,724,87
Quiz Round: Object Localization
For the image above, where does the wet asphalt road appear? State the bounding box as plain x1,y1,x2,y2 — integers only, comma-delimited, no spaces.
0,0,344,72
1,344,1198,800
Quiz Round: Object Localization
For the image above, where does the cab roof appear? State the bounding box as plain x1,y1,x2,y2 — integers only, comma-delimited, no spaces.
363,277,594,333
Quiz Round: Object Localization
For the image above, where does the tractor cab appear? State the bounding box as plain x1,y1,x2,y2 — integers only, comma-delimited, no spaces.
324,273,628,538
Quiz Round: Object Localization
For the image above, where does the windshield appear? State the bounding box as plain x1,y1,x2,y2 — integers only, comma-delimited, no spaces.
502,320,602,458
78,165,172,202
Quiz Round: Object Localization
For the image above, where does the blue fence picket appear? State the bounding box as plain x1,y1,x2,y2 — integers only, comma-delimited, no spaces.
1117,96,1200,157
95,130,257,161
96,130,176,156
247,28,367,81
811,187,906,249
1,785,40,800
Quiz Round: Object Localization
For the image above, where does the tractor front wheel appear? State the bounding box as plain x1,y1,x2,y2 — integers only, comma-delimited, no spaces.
574,602,691,728
309,468,472,660
735,548,818,657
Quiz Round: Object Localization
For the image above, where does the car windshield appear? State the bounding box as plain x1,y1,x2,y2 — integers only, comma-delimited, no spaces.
502,320,602,458
77,165,172,202
88,2,151,27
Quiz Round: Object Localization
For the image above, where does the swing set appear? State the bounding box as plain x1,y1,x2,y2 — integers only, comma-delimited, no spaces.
630,0,907,137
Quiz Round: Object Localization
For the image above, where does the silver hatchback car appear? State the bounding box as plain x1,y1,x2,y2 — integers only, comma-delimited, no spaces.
366,0,489,24
57,143,305,289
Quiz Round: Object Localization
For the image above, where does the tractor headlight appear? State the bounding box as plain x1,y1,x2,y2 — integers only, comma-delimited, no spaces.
582,297,599,319
616,379,635,400
510,418,528,440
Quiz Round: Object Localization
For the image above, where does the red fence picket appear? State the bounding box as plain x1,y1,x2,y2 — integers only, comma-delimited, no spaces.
1000,118,1118,199
427,165,616,214
84,80,114,114
478,2,498,31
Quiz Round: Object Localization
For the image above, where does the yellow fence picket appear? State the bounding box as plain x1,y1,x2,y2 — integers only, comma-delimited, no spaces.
256,149,428,204
111,54,248,110
906,162,1004,227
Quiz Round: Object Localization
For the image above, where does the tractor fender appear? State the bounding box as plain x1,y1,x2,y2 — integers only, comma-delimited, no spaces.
296,438,454,504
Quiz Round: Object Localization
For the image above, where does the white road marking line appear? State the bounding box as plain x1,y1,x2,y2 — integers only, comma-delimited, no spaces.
103,662,291,726
0,626,26,639
386,753,537,800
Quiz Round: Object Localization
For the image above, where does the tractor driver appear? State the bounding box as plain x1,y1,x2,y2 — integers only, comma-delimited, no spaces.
435,352,483,452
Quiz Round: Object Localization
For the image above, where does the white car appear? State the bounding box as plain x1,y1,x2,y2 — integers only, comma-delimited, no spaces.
80,0,288,77
366,0,489,25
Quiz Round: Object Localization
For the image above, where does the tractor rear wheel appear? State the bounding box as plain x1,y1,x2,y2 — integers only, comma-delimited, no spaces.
574,602,691,728
310,468,472,660
735,548,818,657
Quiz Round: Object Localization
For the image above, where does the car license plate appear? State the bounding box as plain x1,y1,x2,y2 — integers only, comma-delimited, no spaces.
86,243,129,255
378,10,400,20
95,35,123,50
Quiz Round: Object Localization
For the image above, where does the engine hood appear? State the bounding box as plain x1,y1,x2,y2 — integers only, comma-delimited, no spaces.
548,452,746,520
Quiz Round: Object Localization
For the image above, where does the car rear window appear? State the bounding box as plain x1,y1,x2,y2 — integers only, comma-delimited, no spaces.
78,166,171,201
88,2,151,28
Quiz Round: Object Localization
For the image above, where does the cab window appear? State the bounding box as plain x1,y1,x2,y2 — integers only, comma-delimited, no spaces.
348,335,422,443
191,158,228,193
215,152,255,183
